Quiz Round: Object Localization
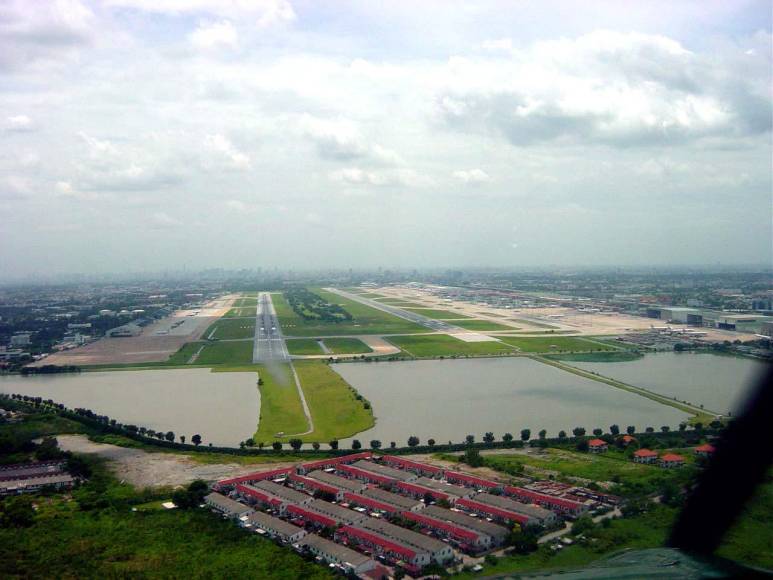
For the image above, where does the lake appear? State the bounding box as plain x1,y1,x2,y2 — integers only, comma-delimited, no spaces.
0,368,260,447
571,352,768,416
332,357,689,446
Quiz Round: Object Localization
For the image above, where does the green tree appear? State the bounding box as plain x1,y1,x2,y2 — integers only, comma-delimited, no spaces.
538,429,547,440
593,428,603,437
483,432,495,444
0,496,34,528
407,436,419,447
352,439,362,450
502,432,513,443
427,438,436,447
645,427,655,433
272,441,282,451
289,438,303,451
572,427,586,437
329,439,339,450
520,429,531,441
609,424,620,435
661,426,670,433
244,437,254,447
465,434,475,444
558,430,567,439
191,434,202,446
462,446,483,467
179,435,186,444
370,439,382,450
626,425,636,435
312,442,320,451
165,431,175,442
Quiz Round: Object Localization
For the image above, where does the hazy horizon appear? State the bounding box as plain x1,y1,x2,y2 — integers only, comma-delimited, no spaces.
1,0,771,276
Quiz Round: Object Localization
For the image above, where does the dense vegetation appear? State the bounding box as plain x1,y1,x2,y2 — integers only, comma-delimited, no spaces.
285,288,353,323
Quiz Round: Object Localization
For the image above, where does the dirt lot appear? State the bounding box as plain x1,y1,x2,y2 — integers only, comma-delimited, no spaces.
33,295,237,366
56,435,297,488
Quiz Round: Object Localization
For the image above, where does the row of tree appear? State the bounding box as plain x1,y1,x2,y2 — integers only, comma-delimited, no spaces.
285,288,353,323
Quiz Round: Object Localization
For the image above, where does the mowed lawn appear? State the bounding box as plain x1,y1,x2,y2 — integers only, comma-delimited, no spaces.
286,338,325,356
206,318,255,340
293,361,374,442
233,297,258,307
387,334,515,357
223,307,255,318
323,338,372,354
451,319,517,331
401,307,471,319
498,335,618,353
273,289,429,337
165,341,205,364
254,364,308,442
196,340,254,365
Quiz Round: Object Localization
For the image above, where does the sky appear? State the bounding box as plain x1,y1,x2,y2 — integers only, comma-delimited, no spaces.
0,0,771,278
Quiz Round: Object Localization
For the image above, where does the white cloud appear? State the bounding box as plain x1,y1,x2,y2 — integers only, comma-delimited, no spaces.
204,134,251,170
481,38,513,52
151,211,182,227
104,0,295,27
189,20,238,49
329,167,431,188
54,180,100,201
452,168,491,183
6,115,33,131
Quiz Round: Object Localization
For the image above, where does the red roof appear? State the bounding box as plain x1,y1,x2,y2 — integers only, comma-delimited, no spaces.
218,467,292,487
504,486,585,512
288,473,339,496
343,492,400,513
339,464,396,485
286,504,337,528
695,444,715,453
402,511,479,542
661,454,685,462
633,449,658,458
235,484,283,507
622,435,636,443
382,456,442,474
396,481,450,501
589,439,608,446
445,471,498,488
338,526,417,560
300,452,372,473
456,498,530,525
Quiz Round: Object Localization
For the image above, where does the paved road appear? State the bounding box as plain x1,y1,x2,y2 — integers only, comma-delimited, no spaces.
251,293,314,437
252,293,290,364
324,287,470,334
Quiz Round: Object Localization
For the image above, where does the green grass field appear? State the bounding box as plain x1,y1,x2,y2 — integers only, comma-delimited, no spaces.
165,341,205,364
292,361,374,442
451,319,517,331
323,338,372,355
254,364,308,442
480,448,692,488
222,307,255,318
232,297,258,307
387,334,515,357
273,289,429,337
205,318,255,340
196,341,254,365
286,338,325,356
549,351,643,363
498,335,618,353
400,307,471,319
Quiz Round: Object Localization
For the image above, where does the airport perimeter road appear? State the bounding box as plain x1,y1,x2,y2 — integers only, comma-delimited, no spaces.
252,293,290,364
324,288,467,333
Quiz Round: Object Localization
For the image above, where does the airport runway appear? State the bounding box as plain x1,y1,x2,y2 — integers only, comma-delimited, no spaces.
252,293,290,364
324,287,468,333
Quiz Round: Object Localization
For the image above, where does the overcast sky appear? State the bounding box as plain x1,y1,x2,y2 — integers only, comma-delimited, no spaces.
1,0,771,277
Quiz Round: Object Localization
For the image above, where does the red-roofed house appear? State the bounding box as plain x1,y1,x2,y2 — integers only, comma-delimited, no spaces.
633,449,658,464
455,498,531,527
216,467,293,490
381,456,443,477
694,444,715,458
298,452,373,475
621,435,636,445
503,486,588,518
444,471,500,490
660,453,685,468
588,439,608,453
